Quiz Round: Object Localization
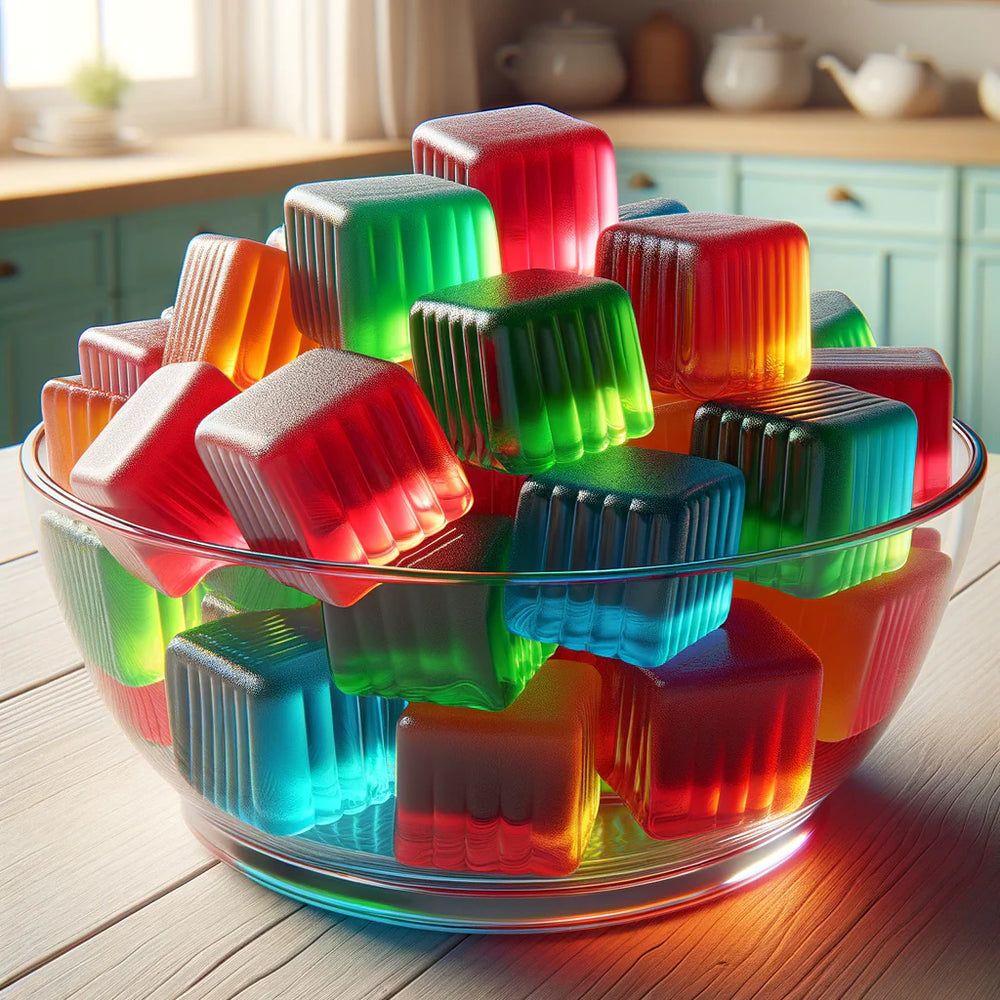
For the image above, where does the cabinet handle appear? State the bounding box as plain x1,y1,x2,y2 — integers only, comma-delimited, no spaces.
0,259,19,279
628,172,657,190
826,185,857,204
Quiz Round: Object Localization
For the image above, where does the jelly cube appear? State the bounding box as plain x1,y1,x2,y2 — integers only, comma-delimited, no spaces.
597,598,822,838
618,197,688,221
410,269,654,475
324,514,554,711
734,528,951,742
810,289,876,348
90,668,172,746
626,390,700,455
461,461,527,517
596,213,811,397
69,361,245,596
412,104,617,275
809,347,952,504
283,174,500,361
504,446,745,667
165,235,317,389
194,349,473,606
38,510,203,687
78,318,169,396
692,380,917,597
266,225,285,250
165,606,405,836
202,565,316,613
393,657,601,875
41,375,127,491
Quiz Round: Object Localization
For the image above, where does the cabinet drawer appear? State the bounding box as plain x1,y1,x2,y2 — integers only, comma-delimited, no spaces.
0,220,114,305
738,158,958,238
962,169,1000,244
616,151,736,214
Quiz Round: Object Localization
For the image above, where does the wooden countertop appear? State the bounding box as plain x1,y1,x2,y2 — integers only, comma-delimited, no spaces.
1,443,997,999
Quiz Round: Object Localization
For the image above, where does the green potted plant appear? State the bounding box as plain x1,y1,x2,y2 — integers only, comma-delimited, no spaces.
39,54,131,151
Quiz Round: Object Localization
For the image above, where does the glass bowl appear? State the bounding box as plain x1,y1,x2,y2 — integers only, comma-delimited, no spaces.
20,420,987,932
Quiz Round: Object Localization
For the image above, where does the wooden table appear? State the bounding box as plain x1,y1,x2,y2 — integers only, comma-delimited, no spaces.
2,444,997,999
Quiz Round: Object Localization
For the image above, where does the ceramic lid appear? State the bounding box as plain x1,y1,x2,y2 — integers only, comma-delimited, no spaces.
528,9,616,42
714,16,805,51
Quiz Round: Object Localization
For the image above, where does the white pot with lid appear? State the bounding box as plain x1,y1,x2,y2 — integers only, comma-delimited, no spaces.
703,16,811,112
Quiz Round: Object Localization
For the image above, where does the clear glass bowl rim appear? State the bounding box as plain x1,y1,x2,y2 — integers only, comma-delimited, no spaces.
20,419,988,587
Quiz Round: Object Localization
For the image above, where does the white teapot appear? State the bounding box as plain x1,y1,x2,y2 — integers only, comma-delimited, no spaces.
818,46,945,118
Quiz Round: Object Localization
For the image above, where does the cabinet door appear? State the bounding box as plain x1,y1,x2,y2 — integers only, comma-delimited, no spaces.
959,245,1000,452
616,152,736,213
808,235,957,372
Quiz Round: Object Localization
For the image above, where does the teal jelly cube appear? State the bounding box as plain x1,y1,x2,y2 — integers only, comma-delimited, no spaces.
323,514,554,711
691,380,917,597
503,446,745,668
284,174,501,361
165,606,405,836
410,269,654,475
618,197,688,221
811,289,876,348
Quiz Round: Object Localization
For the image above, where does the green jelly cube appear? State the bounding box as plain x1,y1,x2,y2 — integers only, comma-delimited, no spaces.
202,564,316,614
323,514,555,711
410,269,654,475
811,289,876,348
284,174,501,362
692,381,917,597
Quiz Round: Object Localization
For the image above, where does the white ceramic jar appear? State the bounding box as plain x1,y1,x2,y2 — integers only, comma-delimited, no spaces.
979,68,1000,123
702,17,811,113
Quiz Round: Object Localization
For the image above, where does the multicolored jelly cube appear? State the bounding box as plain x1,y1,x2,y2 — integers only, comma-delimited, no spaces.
596,213,811,398
283,174,500,361
78,317,169,396
90,667,172,747
412,104,617,275
69,362,244,596
393,657,601,875
323,515,554,711
41,375,127,490
596,598,822,839
461,462,527,517
165,235,316,389
734,528,951,742
165,606,405,837
692,380,918,597
809,347,952,504
410,269,654,475
618,197,688,221
504,446,745,667
626,390,700,455
38,510,203,687
810,289,876,349
194,349,473,607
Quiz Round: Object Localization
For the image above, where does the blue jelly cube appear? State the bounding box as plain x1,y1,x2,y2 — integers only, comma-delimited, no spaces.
617,197,689,222
503,446,745,667
165,606,405,836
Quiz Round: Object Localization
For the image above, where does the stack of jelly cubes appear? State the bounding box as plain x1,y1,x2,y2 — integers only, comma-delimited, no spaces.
40,104,956,878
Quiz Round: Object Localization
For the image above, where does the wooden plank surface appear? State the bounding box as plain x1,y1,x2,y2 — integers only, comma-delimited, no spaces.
0,446,34,563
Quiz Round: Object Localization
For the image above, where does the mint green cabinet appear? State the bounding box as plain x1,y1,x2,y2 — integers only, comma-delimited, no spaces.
616,151,735,213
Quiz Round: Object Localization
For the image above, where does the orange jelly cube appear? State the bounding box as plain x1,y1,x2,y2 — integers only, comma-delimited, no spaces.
625,390,700,455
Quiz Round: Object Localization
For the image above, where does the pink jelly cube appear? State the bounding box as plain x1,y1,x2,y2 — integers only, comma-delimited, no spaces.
70,362,245,596
809,347,953,504
195,349,473,606
596,213,811,398
594,598,822,838
78,318,169,396
412,104,618,275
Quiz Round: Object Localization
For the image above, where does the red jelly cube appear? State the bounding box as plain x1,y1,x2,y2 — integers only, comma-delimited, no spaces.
412,104,618,275
70,362,244,596
597,598,822,839
461,461,527,517
394,657,601,875
195,349,473,606
809,346,953,504
90,669,171,747
78,318,169,396
596,213,811,398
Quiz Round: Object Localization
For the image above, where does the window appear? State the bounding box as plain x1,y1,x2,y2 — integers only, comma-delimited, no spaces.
0,0,238,136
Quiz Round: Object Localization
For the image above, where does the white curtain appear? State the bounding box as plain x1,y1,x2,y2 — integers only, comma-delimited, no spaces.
242,0,480,142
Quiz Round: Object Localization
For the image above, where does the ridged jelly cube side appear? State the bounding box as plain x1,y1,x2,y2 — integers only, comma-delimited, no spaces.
393,658,601,875
165,235,316,389
78,318,169,396
412,104,618,275
165,606,404,836
41,375,127,490
38,511,203,687
692,380,918,597
284,175,501,360
90,668,172,746
596,213,811,398
195,349,473,606
598,599,822,839
809,347,953,504
410,270,654,475
504,447,745,668
461,462,528,517
810,289,876,349
324,515,555,711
